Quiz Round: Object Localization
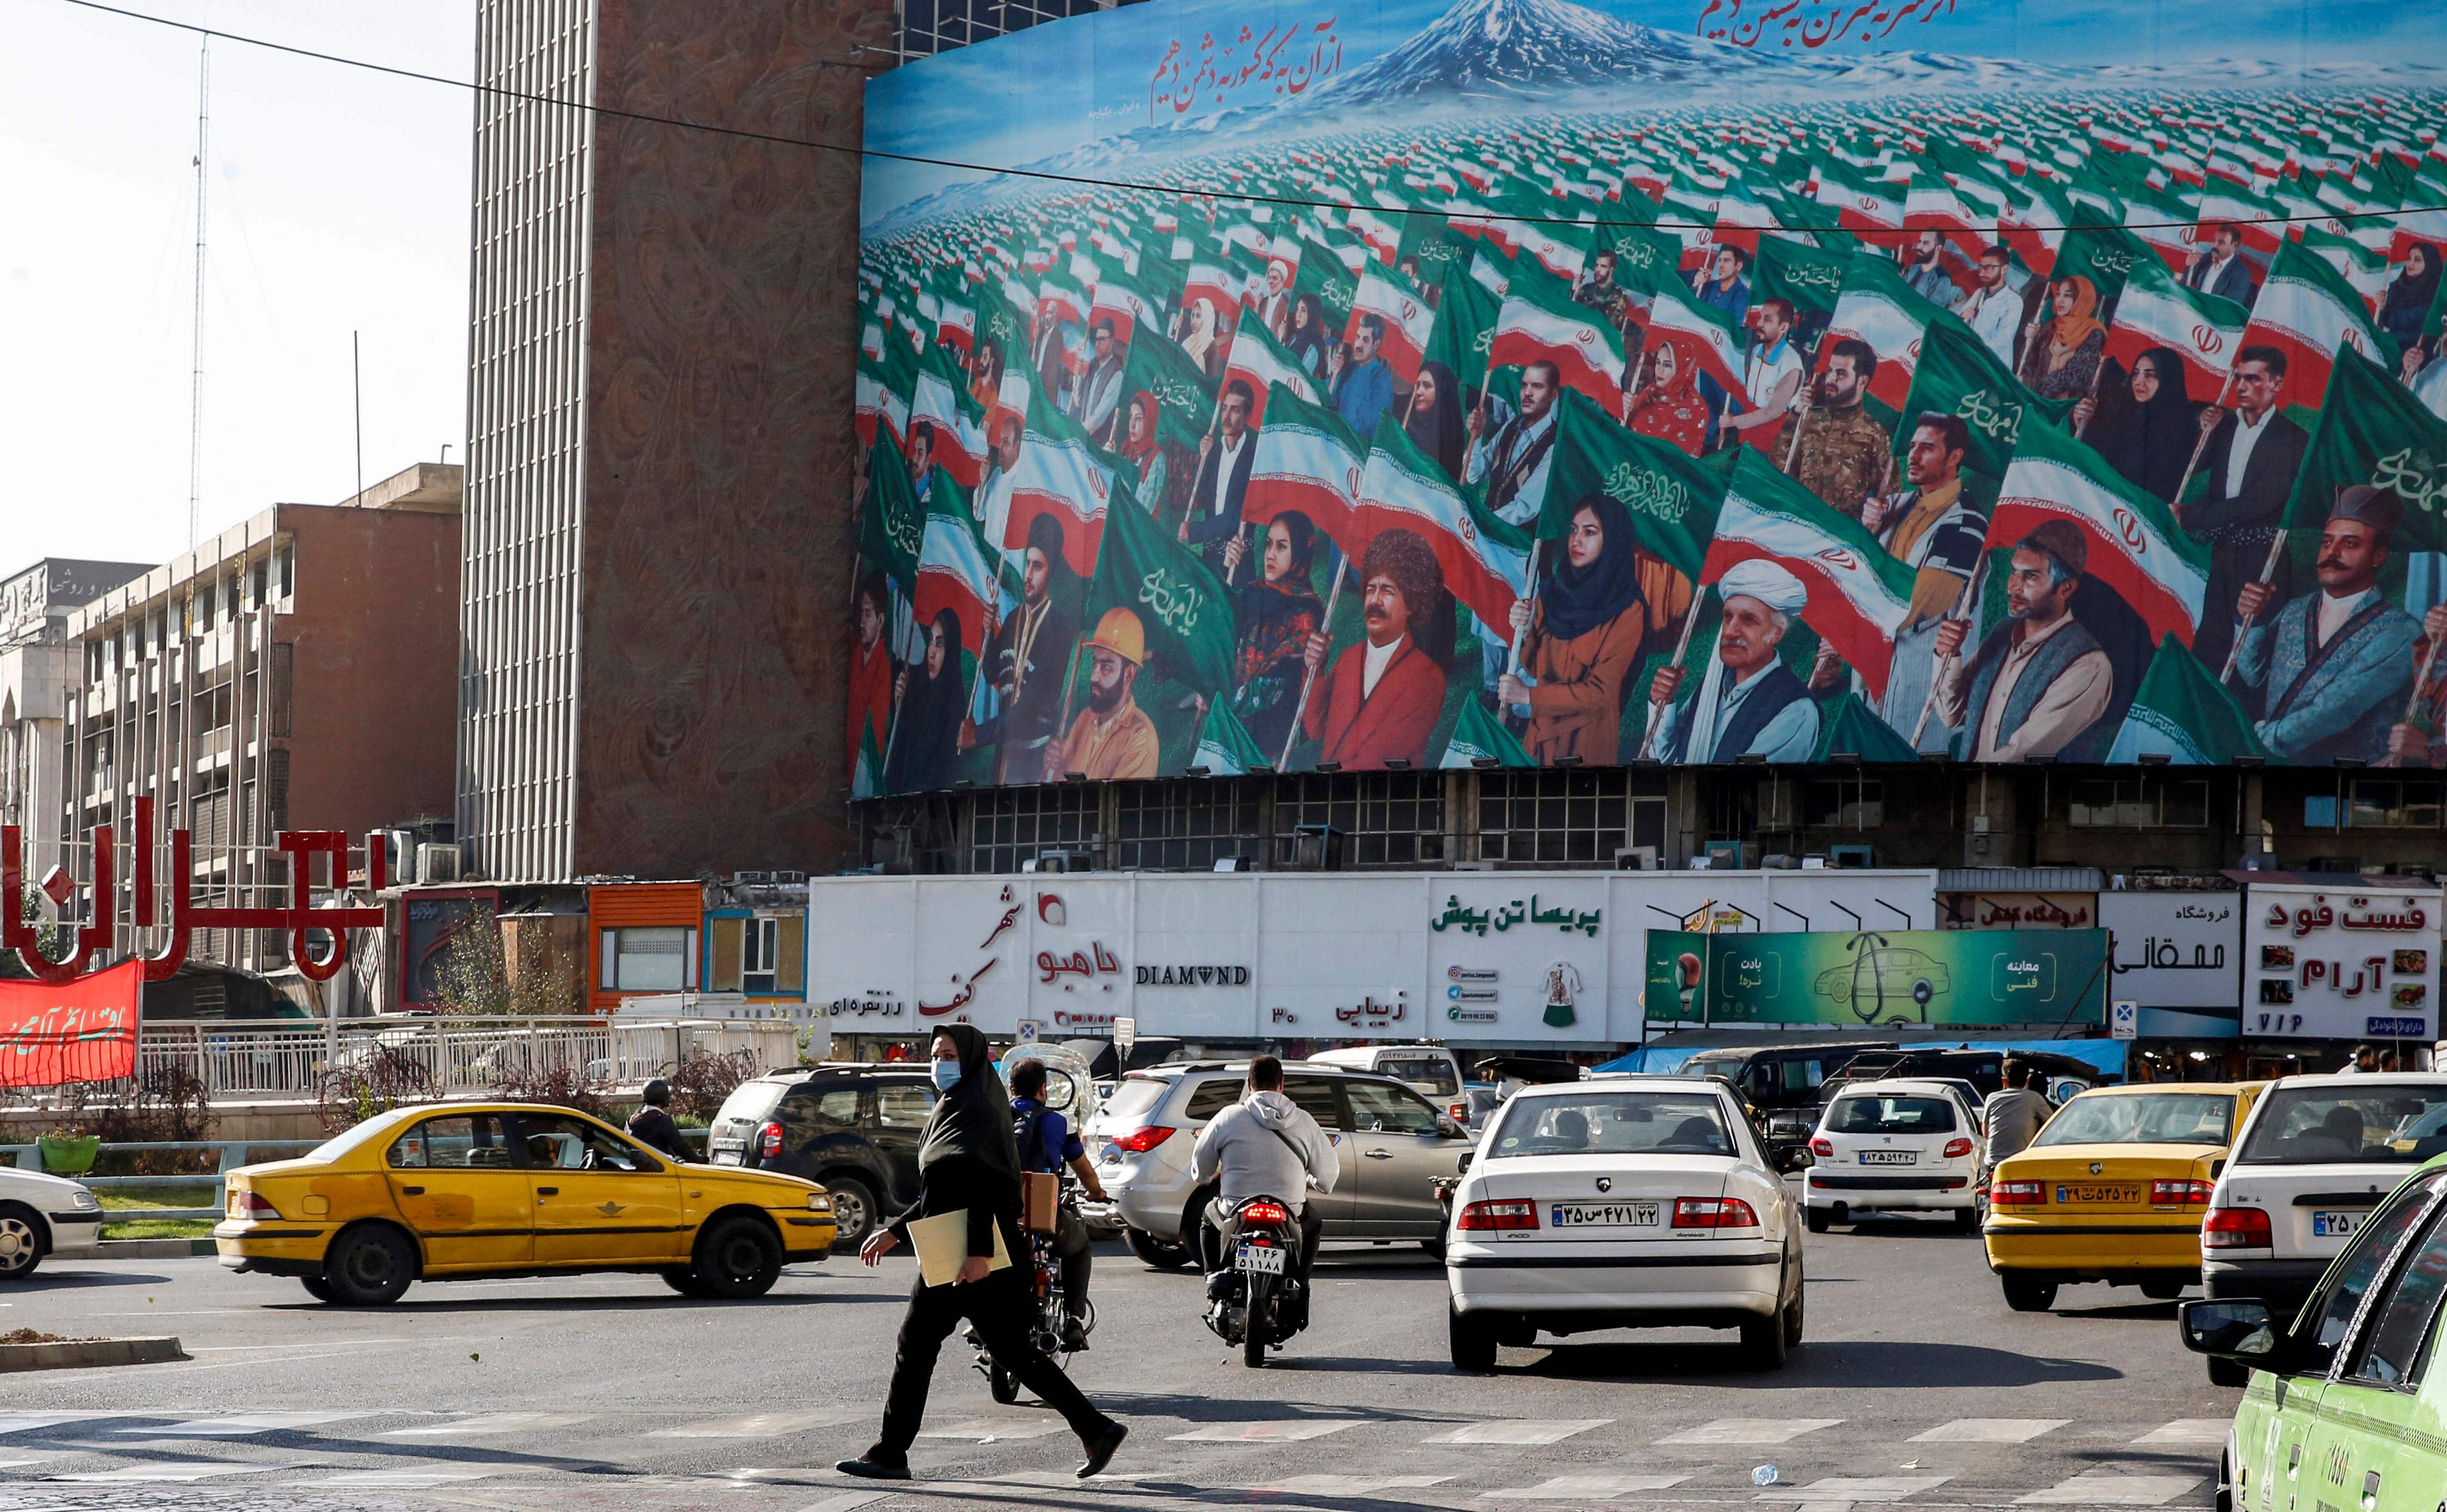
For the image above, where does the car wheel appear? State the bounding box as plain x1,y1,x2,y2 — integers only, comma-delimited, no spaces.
1740,1297,1790,1371
2001,1274,2058,1313
2207,1356,2249,1389
692,1215,783,1299
1447,1302,1498,1372
1952,1206,1980,1234
1804,1208,1830,1234
660,1265,718,1299
2140,1276,2189,1301
1782,1265,1806,1348
1125,1226,1193,1270
299,1277,335,1303
324,1225,415,1306
819,1175,878,1249
0,1205,46,1281
1421,1235,1448,1262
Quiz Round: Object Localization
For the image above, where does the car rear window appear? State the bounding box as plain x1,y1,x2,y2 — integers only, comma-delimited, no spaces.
1828,1095,1957,1134
1100,1077,1171,1123
2239,1085,2447,1166
714,1080,790,1125
2033,1092,2232,1147
1183,1079,1243,1122
1486,1092,1733,1158
1377,1055,1459,1097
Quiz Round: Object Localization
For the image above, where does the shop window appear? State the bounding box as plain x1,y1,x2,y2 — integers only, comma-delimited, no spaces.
2347,778,2442,830
1805,778,1883,829
1478,767,1658,864
1116,782,1261,870
2069,777,2209,829
971,785,1098,873
1276,771,1444,867
599,926,697,993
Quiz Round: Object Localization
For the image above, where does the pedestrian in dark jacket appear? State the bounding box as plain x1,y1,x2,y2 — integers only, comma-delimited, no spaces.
837,1026,1128,1482
625,1079,691,1162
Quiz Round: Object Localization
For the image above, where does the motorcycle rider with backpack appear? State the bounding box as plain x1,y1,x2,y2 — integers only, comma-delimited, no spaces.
1189,1056,1338,1325
1008,1058,1106,1350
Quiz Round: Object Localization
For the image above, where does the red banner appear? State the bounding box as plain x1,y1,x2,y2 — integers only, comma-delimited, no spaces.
0,959,140,1088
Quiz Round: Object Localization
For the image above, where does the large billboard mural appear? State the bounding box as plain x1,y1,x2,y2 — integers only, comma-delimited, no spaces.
851,0,2447,793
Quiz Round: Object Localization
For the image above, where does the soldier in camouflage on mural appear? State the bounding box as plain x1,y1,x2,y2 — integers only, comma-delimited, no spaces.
1778,338,1892,521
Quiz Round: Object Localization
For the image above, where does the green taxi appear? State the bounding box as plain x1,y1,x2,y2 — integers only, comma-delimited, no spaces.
2181,1155,2447,1512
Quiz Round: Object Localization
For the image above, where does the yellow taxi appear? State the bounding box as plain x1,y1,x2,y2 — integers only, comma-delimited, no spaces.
1983,1080,2265,1313
216,1102,836,1305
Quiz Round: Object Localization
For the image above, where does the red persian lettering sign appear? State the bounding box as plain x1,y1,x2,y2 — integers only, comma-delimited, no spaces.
0,959,140,1088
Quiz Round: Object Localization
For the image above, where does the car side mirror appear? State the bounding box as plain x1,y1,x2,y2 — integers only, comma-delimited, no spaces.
2210,1158,2226,1179
1434,1117,1464,1139
2178,1299,2300,1374
1455,1149,1474,1175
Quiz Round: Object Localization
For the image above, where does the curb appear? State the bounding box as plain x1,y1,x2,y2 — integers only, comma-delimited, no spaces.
0,1337,185,1372
93,1239,217,1259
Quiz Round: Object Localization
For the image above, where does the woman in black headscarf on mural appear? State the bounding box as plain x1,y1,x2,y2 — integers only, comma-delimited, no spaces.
2076,346,2201,505
2380,243,2442,356
838,1024,1128,1482
1404,359,1467,479
884,609,967,794
1496,493,1649,767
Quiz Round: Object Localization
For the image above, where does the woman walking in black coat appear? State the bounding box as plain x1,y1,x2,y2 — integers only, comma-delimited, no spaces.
836,1025,1128,1482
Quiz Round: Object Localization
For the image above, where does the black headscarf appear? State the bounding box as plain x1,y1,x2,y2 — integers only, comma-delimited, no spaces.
884,609,966,794
1405,359,1467,479
2091,346,2198,505
917,1024,1018,1179
2383,244,2442,332
1537,492,1646,643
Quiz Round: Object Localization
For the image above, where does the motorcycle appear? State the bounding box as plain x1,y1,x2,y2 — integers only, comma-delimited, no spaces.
972,1191,1092,1403
1202,1193,1304,1368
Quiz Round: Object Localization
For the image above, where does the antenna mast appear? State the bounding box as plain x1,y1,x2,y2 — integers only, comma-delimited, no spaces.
186,37,210,546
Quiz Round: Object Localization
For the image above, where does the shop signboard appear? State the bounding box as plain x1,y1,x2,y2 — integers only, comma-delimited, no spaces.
2102,891,2243,1014
2242,884,2438,1041
1641,928,2110,1029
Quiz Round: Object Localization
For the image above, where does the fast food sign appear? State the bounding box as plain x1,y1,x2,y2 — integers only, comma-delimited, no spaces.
2243,883,2439,1040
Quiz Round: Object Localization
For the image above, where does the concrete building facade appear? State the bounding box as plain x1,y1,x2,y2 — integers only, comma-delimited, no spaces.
0,559,153,881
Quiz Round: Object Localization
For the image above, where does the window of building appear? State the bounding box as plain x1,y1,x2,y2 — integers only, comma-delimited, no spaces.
1805,778,1884,829
223,578,239,620
969,784,1098,873
2347,778,2443,830
198,585,214,632
250,559,269,610
277,547,294,600
1276,771,1445,867
2067,777,2211,829
1116,781,1262,870
599,926,697,993
1477,768,1662,864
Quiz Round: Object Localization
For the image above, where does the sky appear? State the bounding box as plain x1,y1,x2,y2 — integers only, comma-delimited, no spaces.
1,0,475,569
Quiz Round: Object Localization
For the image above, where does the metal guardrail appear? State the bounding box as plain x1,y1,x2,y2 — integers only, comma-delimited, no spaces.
56,1016,803,1104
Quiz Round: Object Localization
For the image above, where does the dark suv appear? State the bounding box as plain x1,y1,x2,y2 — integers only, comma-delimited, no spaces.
708,1064,940,1247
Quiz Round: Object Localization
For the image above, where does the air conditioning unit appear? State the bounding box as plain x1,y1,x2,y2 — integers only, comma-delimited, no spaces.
1829,843,1874,869
1762,854,1800,870
1613,845,1658,871
771,870,808,885
1703,840,1747,870
1025,849,1092,874
383,830,415,883
732,870,775,885
417,843,463,884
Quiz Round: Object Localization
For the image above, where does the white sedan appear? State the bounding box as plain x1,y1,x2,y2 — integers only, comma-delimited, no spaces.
1803,1078,1985,1233
0,1165,104,1279
1443,1075,1803,1371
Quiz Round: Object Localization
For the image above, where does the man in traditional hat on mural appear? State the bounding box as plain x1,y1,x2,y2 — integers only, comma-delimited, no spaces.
1931,520,2115,762
1651,559,1820,763
1049,608,1162,781
2234,485,2421,764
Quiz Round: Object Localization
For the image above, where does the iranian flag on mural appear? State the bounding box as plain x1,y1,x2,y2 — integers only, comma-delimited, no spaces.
1488,258,1627,412
1353,417,1532,640
1004,389,1115,579
2104,254,2251,400
1643,280,1751,408
909,343,988,489
1088,267,1165,344
1701,450,1916,700
912,504,1000,664
1345,269,1438,384
1818,253,1945,414
2242,240,2388,411
1991,415,2211,649
1244,385,1369,553
1222,316,1320,429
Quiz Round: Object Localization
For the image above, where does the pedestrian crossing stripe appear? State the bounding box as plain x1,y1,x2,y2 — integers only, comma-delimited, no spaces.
1168,1419,1366,1442
48,1462,316,1482
1765,1475,1954,1502
1256,1473,1458,1493
1910,1419,2070,1443
655,1412,866,1437
2016,1471,2205,1505
1660,1418,1844,1445
118,1412,372,1437
1423,1419,1611,1446
386,1412,596,1435
918,1418,1069,1442
1487,1471,1694,1499
2129,1419,2230,1446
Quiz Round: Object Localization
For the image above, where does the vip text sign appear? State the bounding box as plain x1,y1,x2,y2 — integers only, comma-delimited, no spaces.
2242,883,2438,1041
1645,928,2110,1028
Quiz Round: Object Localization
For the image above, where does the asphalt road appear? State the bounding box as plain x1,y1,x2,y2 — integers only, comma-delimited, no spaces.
0,1215,2233,1512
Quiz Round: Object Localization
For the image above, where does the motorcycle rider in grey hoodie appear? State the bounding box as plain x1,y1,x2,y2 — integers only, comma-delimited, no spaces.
1189,1055,1340,1313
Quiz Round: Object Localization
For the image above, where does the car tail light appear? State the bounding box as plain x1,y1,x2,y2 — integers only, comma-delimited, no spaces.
1449,1102,1470,1123
1991,1180,2045,1206
1943,1138,1974,1160
1672,1197,1759,1229
756,1122,784,1160
2151,1180,2215,1206
1455,1199,1539,1231
231,1190,282,1220
1809,1137,1834,1157
1109,1125,1175,1154
1239,1200,1292,1228
2203,1206,2273,1249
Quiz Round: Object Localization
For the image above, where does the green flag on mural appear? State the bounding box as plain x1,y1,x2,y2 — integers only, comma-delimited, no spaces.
1082,473,1238,695
859,437,926,593
2048,223,2155,307
1438,694,1535,768
2104,635,2268,764
1892,318,2071,483
1811,692,1921,762
1191,698,1273,775
1753,236,1851,324
2285,346,2447,551
1427,257,1503,395
1539,388,1731,578
1107,324,1218,456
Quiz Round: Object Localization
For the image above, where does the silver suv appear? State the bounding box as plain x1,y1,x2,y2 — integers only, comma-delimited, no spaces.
1087,1060,1473,1267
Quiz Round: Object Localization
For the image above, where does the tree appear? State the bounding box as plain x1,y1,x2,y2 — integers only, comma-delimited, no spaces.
429,906,585,1018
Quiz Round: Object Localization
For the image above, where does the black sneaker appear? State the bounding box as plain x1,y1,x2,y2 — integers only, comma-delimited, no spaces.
836,1455,911,1481
1078,1421,1128,1479
1061,1316,1091,1351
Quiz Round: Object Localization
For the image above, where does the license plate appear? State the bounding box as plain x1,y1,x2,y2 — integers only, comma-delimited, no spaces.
1858,1150,1918,1166
2314,1210,2365,1238
1236,1243,1286,1274
1549,1201,1661,1228
2055,1185,2140,1203
712,1150,743,1166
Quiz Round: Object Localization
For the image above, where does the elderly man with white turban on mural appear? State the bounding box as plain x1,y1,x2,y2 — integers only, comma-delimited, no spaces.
1649,559,1820,763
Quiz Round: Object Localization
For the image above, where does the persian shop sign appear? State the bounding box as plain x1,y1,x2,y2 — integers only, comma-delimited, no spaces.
1644,928,2111,1028
3,798,384,985
2243,885,2439,1040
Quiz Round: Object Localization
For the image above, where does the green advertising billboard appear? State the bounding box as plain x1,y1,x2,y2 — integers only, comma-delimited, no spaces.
1643,929,2111,1030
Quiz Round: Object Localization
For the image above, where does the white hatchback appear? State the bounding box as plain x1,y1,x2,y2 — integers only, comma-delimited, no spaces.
1803,1079,1985,1233
1443,1076,1803,1371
